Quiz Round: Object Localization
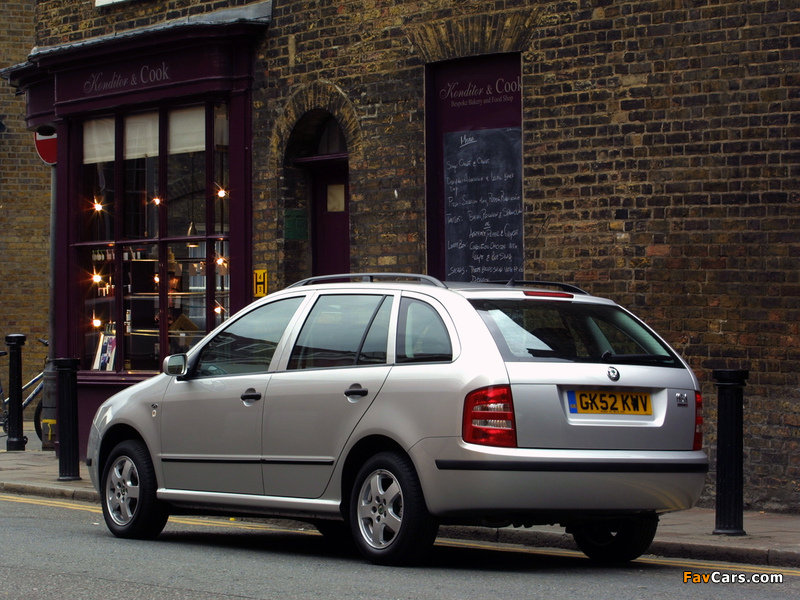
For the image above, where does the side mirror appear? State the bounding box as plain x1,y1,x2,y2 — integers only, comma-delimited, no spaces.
163,354,188,377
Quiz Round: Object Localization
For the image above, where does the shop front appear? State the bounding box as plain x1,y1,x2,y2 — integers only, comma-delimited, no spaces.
6,10,270,456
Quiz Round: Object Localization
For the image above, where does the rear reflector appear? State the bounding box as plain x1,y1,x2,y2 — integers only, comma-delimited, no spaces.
693,391,703,451
463,385,517,448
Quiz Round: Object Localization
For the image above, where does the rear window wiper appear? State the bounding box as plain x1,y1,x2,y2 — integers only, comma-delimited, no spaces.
601,351,674,364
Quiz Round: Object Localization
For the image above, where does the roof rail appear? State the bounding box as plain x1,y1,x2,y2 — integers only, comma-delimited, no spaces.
491,280,590,295
287,273,447,288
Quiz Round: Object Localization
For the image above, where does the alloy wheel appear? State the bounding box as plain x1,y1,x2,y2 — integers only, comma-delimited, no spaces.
356,468,404,550
105,454,141,527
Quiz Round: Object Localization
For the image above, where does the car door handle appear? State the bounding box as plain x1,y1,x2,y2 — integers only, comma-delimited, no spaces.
344,385,369,398
241,388,262,403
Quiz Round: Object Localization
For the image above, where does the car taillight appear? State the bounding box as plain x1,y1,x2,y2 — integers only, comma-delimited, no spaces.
523,290,574,299
463,385,517,448
693,391,703,451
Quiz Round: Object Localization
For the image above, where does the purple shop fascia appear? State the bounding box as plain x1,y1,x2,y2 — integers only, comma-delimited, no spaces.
3,9,271,458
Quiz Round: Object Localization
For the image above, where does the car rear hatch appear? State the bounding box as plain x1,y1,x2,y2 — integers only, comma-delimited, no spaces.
470,294,700,451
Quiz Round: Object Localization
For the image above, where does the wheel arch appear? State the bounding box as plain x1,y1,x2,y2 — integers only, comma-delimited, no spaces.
97,424,149,483
339,435,409,518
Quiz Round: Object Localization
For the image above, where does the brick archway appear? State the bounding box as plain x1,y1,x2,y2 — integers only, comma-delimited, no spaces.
272,80,363,167
266,81,363,286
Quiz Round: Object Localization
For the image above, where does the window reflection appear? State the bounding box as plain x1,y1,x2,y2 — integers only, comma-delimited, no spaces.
83,118,115,241
168,106,205,239
123,244,159,370
124,112,159,239
83,246,116,370
167,242,206,354
80,103,230,372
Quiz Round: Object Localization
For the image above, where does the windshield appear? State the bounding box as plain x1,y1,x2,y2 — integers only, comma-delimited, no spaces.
471,299,680,367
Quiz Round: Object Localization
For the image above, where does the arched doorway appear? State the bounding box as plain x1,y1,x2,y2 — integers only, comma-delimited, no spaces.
307,159,349,275
285,113,350,277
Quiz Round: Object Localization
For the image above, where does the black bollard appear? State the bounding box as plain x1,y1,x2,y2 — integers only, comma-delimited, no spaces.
5,334,27,451
54,358,81,481
712,369,749,536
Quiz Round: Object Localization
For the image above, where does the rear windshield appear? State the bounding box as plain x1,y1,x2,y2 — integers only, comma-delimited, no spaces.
471,299,681,367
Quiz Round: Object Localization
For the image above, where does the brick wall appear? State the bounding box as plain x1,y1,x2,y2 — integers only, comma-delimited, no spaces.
19,0,800,510
0,0,51,386
522,0,800,510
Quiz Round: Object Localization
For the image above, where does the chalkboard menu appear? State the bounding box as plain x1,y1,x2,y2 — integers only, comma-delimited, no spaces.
444,127,523,281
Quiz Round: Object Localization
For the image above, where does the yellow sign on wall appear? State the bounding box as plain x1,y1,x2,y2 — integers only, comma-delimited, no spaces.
253,269,268,297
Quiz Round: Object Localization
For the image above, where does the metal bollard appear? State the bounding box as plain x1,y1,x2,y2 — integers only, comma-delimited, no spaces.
54,358,81,481
5,334,27,451
712,369,749,536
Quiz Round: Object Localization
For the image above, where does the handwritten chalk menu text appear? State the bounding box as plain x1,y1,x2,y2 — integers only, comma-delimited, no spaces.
444,127,523,281
428,54,523,281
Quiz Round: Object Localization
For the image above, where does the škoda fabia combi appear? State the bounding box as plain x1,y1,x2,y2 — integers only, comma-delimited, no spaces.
87,274,707,566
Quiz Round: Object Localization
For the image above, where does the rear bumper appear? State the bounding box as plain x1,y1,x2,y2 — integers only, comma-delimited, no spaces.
411,438,708,518
435,459,707,474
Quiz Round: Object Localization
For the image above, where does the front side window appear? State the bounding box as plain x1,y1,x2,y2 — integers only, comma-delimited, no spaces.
194,297,304,377
81,103,230,371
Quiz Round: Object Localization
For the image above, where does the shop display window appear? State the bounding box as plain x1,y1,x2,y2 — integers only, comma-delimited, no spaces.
80,103,230,372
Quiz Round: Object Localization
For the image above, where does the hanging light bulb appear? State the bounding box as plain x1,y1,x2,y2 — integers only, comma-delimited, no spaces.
187,221,199,248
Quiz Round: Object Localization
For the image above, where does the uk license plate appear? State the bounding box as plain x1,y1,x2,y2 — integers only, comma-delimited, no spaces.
567,390,652,415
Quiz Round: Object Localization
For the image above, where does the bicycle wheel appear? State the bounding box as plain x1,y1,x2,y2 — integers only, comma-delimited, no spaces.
34,399,43,441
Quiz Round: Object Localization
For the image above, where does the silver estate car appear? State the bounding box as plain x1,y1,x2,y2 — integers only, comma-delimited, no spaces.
87,273,708,566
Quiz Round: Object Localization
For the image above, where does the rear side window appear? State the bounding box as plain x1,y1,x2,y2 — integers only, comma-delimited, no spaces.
472,299,679,367
288,295,391,369
396,298,452,363
194,296,304,377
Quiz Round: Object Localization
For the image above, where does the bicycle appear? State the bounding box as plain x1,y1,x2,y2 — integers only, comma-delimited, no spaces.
1,338,49,442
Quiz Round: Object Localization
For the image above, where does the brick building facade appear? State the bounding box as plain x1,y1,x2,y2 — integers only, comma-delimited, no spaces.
0,0,51,389
3,0,799,510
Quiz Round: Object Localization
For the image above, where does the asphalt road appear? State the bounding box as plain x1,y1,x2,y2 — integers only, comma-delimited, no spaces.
1,494,798,600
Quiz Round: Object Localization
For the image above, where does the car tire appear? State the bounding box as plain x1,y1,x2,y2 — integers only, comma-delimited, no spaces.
349,451,438,566
101,439,169,539
571,514,659,563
